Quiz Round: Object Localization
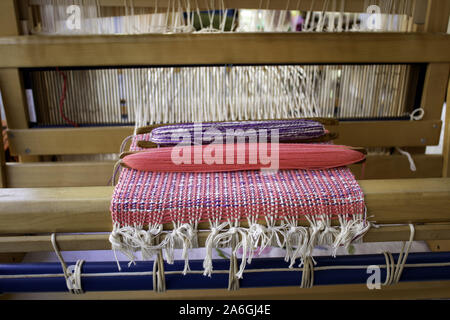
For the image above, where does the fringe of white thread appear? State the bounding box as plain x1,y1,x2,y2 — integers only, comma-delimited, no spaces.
109,214,370,277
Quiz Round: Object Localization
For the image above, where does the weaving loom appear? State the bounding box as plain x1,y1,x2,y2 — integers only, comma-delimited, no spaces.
0,0,449,300
110,126,368,279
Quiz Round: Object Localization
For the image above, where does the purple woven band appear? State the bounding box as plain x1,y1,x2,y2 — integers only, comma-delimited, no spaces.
149,119,325,145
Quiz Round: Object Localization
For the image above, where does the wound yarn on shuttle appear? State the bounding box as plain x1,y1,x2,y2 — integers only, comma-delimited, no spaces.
149,119,326,146
122,143,366,172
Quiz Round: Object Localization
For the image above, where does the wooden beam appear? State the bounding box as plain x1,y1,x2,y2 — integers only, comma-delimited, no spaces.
0,186,114,234
7,126,132,155
0,1,20,37
421,63,450,121
3,154,444,188
0,2,11,187
6,120,442,156
2,280,450,300
5,161,115,187
444,78,450,177
0,1,30,129
424,0,450,33
1,223,449,253
362,223,450,242
0,69,30,129
0,3,34,267
0,3,40,163
0,33,449,68
331,120,441,147
0,178,448,234
349,154,443,180
427,240,450,252
0,113,6,188
0,253,25,263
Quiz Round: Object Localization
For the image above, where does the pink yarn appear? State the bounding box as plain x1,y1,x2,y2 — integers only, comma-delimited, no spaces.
122,143,365,172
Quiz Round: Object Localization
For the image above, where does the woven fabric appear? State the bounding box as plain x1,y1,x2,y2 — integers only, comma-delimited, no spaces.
112,166,364,226
112,135,365,227
110,133,368,276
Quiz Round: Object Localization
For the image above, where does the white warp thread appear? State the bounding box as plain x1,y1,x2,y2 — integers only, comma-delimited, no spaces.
396,147,417,172
110,213,370,281
383,224,415,286
51,233,84,294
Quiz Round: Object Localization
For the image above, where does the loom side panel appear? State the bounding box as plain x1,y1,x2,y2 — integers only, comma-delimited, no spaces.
424,0,450,33
443,79,450,177
0,69,30,130
421,63,450,121
0,1,21,37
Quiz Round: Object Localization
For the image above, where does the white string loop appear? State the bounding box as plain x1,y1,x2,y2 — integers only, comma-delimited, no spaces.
51,233,84,294
152,249,166,292
164,223,196,274
410,108,425,121
383,223,415,286
119,135,134,153
396,147,417,172
66,260,85,294
300,256,315,288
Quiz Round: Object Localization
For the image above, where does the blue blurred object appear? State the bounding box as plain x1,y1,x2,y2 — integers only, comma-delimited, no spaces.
1,252,450,293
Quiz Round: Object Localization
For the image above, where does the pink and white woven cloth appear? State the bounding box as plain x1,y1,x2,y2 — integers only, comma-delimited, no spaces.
110,133,369,277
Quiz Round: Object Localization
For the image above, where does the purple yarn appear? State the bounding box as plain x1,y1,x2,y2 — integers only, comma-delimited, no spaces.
149,119,325,145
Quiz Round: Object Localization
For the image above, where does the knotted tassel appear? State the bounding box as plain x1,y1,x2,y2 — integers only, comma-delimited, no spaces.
109,224,140,271
203,221,229,277
317,216,339,246
246,222,270,264
284,219,310,268
207,223,249,279
164,223,196,274
265,216,288,248
332,215,370,256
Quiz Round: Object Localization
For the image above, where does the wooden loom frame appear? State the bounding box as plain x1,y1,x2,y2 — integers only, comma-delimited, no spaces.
0,0,449,299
